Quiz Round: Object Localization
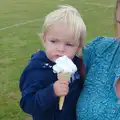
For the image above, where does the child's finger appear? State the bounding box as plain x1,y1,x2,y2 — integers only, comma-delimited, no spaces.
60,89,69,96
59,80,68,85
59,84,69,89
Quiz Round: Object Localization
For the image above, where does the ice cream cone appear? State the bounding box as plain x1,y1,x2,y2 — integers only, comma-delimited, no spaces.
59,96,65,110
52,56,77,110
58,72,71,110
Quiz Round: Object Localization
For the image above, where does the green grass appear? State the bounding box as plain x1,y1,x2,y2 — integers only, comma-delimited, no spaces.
0,0,115,119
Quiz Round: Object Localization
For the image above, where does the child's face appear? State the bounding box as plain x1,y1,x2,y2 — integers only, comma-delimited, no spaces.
42,22,80,62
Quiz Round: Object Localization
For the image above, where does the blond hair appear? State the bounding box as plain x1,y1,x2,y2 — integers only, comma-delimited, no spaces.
42,5,86,54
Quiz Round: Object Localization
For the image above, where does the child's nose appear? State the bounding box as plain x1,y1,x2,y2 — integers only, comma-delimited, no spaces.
57,44,65,52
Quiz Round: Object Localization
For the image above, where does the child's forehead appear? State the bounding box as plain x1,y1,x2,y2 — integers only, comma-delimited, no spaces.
47,31,75,42
50,21,70,30
47,22,75,39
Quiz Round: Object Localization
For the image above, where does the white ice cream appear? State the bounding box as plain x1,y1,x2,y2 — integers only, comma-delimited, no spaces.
53,55,77,74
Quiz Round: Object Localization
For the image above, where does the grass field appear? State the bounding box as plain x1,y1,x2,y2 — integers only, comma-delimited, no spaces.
0,0,115,119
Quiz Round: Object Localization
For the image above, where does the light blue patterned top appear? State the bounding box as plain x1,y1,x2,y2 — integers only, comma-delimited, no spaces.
76,36,120,120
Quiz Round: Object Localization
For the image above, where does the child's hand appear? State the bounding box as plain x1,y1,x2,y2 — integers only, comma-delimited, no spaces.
53,80,69,97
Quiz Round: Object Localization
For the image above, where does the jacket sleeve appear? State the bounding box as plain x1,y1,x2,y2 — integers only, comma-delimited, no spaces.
19,69,58,115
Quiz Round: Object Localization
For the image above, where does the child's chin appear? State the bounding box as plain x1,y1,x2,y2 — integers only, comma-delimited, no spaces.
50,58,56,63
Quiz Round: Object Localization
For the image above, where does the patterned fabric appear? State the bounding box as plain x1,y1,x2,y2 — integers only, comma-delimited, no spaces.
76,36,120,120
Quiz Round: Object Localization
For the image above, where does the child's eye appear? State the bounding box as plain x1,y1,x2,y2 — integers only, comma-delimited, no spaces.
66,43,74,47
50,40,56,43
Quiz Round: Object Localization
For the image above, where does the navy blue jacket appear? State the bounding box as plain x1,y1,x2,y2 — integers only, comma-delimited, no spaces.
19,51,83,120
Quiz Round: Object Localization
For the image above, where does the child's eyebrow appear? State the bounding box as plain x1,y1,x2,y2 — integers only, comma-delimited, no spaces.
51,37,60,41
51,37,74,43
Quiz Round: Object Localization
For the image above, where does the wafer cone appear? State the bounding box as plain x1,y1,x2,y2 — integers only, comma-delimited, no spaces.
58,72,71,110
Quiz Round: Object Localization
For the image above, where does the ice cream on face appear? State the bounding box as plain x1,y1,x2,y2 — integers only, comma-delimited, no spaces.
53,55,77,74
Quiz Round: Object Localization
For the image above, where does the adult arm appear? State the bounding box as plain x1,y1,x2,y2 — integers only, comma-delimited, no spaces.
82,36,117,73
